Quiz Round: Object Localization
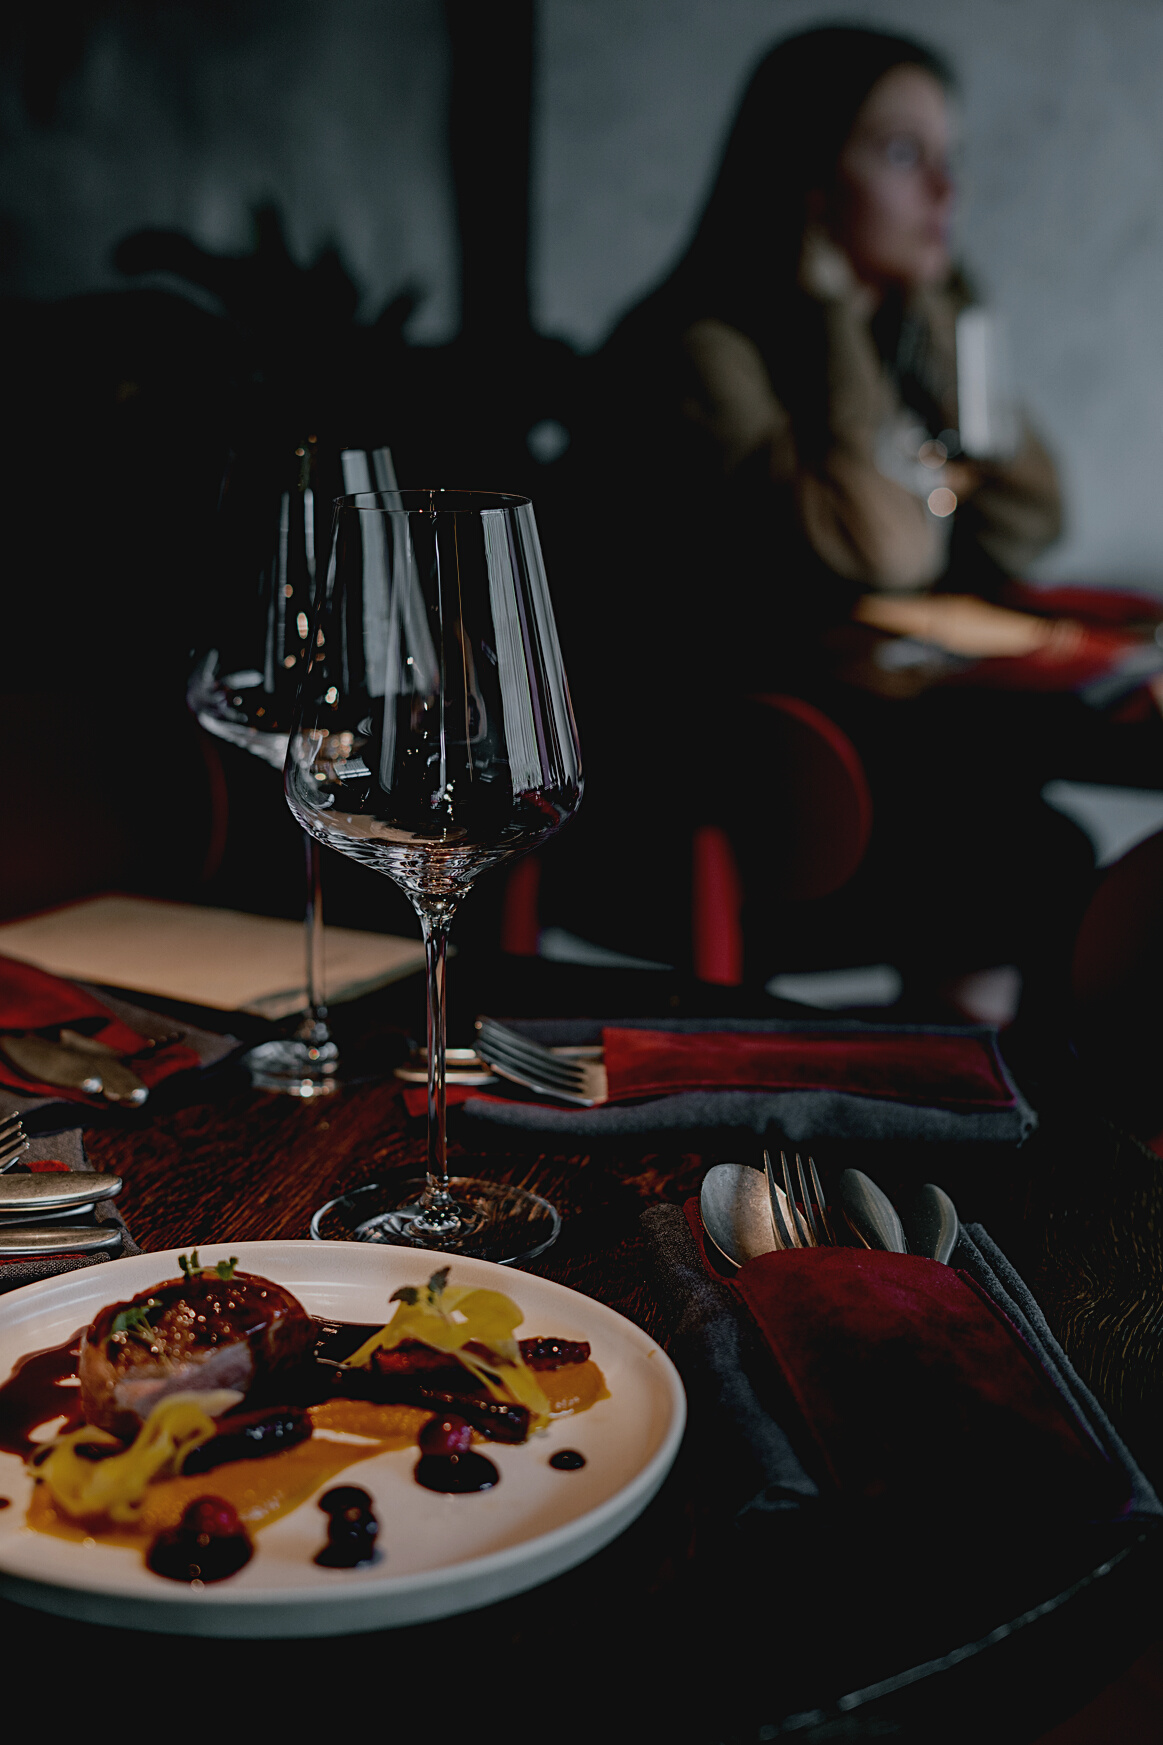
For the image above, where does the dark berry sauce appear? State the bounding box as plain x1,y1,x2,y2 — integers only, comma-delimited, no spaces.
314,1485,380,1567
415,1451,499,1494
0,1330,85,1458
549,1449,586,1471
147,1497,253,1584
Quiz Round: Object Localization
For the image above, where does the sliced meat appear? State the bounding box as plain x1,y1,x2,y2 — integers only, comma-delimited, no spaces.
79,1273,314,1440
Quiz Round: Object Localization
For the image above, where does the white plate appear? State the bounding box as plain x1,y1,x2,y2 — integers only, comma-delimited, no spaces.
0,1242,685,1637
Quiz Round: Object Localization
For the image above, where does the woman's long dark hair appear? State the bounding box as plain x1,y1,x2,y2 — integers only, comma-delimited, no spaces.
632,26,953,405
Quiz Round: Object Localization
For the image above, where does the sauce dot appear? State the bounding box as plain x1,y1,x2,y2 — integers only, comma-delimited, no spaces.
0,1498,10,1509
549,1449,586,1471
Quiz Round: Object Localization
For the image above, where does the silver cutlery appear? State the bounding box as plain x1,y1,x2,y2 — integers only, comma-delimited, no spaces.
763,1149,836,1250
699,1162,780,1268
837,1168,907,1253
0,1171,122,1216
898,1182,960,1264
0,1032,149,1105
0,1113,30,1173
475,1018,608,1106
0,1224,123,1257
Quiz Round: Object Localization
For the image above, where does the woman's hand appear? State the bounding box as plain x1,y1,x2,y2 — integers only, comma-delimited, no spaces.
798,225,878,318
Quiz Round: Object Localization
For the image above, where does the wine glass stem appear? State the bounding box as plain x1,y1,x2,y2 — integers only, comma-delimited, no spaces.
300,832,330,1044
421,910,458,1224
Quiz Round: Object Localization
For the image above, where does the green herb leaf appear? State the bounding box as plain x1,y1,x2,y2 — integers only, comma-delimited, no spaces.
389,1285,420,1305
178,1250,200,1280
426,1266,451,1301
111,1298,161,1340
214,1257,239,1281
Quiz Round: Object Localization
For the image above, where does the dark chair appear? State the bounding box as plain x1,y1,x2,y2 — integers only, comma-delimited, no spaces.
501,694,874,985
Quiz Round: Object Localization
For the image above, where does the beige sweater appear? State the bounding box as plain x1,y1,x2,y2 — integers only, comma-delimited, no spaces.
679,298,1062,592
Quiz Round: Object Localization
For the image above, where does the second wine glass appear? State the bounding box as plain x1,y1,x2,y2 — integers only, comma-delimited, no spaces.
286,489,583,1262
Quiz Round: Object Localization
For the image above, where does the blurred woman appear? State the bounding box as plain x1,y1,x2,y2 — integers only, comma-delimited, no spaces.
549,27,1160,1012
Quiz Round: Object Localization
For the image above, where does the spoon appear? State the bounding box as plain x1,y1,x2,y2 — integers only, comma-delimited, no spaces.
699,1163,780,1269
836,1168,907,1253
898,1182,960,1264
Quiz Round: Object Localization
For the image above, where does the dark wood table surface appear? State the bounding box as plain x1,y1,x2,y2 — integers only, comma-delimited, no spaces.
2,954,1160,1743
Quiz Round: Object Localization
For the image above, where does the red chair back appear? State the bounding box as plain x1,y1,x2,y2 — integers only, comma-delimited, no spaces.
1072,827,1163,1009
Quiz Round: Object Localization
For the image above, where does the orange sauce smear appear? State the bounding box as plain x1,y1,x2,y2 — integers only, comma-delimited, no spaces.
26,1366,607,1550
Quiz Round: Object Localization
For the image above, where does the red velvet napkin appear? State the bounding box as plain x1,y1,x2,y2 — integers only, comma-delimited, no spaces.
682,1200,1127,1521
603,1027,1016,1109
0,954,201,1105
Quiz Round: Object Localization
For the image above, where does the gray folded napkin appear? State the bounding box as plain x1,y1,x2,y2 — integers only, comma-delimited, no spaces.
639,1202,1160,1524
461,1018,1037,1143
0,1128,140,1295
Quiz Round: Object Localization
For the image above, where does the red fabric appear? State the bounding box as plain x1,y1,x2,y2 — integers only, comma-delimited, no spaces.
681,1199,1127,1520
602,1027,1016,1109
955,625,1140,693
401,1082,475,1118
1004,582,1163,625
0,954,201,1105
691,826,744,987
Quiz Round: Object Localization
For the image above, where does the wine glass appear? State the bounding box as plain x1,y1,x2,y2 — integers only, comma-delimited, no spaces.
189,443,398,1096
286,490,583,1262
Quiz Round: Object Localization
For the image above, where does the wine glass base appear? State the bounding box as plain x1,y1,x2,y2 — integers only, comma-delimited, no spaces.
310,1178,561,1265
245,1037,340,1098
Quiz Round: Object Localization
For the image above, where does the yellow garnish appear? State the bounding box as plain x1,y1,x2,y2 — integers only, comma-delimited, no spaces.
344,1269,551,1430
32,1389,241,1523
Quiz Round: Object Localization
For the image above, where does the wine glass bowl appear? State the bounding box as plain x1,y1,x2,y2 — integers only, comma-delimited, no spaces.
287,489,583,1261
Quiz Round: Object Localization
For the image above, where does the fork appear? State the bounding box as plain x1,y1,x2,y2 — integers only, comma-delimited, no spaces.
763,1148,836,1249
474,1018,609,1106
0,1112,30,1174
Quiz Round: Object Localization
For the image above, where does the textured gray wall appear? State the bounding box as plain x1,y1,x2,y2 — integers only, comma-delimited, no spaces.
535,0,1163,585
0,0,457,340
3,1,1161,581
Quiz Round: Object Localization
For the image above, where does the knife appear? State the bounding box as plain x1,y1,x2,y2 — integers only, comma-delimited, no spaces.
0,1172,122,1213
0,1225,123,1257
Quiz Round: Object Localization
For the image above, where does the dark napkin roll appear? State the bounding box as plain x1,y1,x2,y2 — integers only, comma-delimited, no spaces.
603,1026,1016,1107
461,1018,1036,1142
0,954,234,1119
730,1234,1126,1522
0,1129,140,1295
642,1201,1159,1529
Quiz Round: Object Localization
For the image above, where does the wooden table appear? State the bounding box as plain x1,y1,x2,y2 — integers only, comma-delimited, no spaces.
1,957,1160,1742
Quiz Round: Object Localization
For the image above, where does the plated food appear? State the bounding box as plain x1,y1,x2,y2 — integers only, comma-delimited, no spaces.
0,1243,684,1635
0,1253,609,1586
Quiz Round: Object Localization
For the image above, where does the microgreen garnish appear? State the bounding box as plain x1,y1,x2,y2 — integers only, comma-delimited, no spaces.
177,1251,239,1282
110,1298,161,1344
389,1267,450,1310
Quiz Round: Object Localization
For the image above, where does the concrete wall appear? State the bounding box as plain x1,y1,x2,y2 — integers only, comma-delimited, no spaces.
3,0,1162,582
0,0,458,340
536,0,1163,585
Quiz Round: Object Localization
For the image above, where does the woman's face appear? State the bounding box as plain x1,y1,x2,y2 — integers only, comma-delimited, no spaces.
830,65,955,290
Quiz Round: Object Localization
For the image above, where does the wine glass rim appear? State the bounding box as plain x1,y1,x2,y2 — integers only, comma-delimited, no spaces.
337,489,532,514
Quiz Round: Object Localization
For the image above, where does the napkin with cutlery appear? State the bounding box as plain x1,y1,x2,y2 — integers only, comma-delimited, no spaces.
456,1018,1036,1142
641,1198,1159,1529
0,1128,140,1294
0,953,238,1123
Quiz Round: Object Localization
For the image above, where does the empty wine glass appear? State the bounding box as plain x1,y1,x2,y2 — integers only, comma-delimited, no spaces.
190,442,398,1095
286,490,583,1261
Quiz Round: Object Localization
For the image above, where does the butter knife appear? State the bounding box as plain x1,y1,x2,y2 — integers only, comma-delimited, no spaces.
0,1034,149,1104
0,1225,123,1257
0,1172,122,1213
